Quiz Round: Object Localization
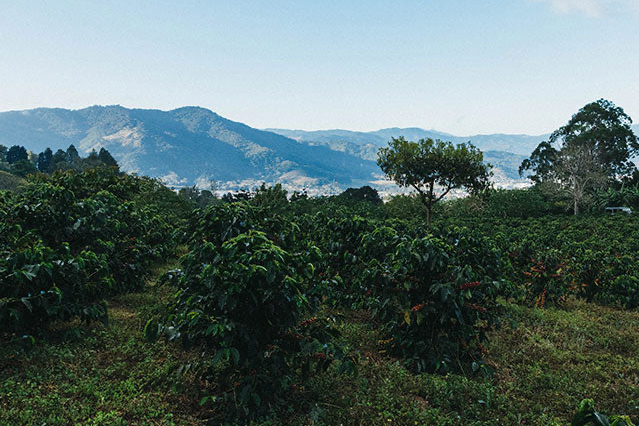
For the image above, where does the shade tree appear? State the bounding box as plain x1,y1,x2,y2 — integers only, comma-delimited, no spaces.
377,137,491,226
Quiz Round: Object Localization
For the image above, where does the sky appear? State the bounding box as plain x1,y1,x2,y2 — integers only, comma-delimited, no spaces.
1,0,638,136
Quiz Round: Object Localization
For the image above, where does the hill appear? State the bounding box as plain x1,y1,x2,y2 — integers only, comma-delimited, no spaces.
0,106,571,191
0,106,379,192
269,128,533,182
268,127,548,157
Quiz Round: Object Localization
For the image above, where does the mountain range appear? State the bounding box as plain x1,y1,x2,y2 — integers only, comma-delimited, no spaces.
1,105,636,193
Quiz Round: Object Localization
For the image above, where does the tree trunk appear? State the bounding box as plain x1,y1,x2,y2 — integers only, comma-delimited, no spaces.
574,197,579,215
426,205,432,227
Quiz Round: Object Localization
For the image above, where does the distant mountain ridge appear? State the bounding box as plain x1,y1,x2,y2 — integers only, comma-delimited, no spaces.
2,105,632,192
267,128,547,181
0,106,379,191
267,128,549,156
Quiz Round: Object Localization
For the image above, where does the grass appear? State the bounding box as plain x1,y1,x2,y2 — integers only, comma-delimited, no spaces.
2,277,639,425
0,170,24,191
0,264,212,426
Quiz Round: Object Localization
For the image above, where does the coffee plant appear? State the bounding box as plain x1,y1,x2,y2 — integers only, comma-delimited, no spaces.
363,234,502,373
150,231,354,420
1,168,185,339
572,399,635,426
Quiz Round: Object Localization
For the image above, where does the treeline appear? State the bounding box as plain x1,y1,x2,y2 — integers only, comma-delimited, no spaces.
0,143,118,178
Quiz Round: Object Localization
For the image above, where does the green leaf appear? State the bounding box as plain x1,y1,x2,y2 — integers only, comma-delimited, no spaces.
230,348,240,365
21,297,33,312
143,319,161,342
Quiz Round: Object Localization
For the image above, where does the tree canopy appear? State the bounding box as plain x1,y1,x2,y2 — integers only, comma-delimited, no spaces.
520,99,638,214
521,99,638,183
339,185,383,205
377,137,491,225
37,148,53,173
6,145,28,165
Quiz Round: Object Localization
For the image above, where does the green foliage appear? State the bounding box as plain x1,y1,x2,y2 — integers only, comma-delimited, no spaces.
0,240,111,333
555,99,638,177
304,211,376,306
178,185,218,209
377,137,491,225
338,185,383,205
519,140,558,183
0,168,185,339
6,172,639,424
6,145,28,165
383,194,428,220
521,99,639,214
431,210,639,310
572,399,635,426
251,182,289,212
521,249,569,308
154,231,351,420
37,147,53,172
596,185,639,210
0,170,25,191
482,187,555,218
10,158,37,177
362,229,503,373
98,147,118,168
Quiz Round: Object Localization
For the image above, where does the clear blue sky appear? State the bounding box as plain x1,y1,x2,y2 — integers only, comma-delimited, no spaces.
1,0,638,135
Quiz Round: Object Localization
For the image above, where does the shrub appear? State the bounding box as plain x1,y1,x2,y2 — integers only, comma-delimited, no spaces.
483,188,554,218
0,168,182,339
522,249,570,308
364,235,502,373
150,231,351,420
596,275,639,309
0,239,111,335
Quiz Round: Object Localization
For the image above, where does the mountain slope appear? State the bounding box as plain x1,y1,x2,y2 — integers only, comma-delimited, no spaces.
0,106,379,189
267,128,549,156
268,128,534,181
0,105,573,191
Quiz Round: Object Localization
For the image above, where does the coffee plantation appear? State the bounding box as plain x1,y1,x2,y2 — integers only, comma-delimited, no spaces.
2,169,639,424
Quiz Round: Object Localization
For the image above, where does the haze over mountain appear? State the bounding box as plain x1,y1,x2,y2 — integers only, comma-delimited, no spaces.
268,128,548,157
267,128,549,181
0,106,379,192
2,105,633,192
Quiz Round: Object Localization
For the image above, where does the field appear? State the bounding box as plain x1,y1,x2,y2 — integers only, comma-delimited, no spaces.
2,286,637,425
2,170,639,425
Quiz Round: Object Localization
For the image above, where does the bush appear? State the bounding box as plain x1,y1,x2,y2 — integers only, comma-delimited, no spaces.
596,275,639,309
0,239,111,335
384,194,427,221
0,168,184,339
151,231,351,420
521,249,570,308
483,188,555,218
306,212,375,306
364,234,503,373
